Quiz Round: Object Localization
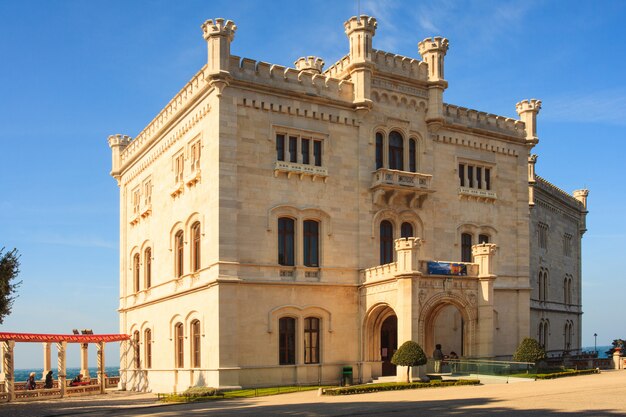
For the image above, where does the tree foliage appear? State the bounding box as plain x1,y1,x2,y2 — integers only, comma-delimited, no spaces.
0,248,21,324
513,337,546,363
391,341,427,382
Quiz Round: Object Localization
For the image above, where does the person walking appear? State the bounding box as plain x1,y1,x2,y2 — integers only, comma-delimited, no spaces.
433,344,444,373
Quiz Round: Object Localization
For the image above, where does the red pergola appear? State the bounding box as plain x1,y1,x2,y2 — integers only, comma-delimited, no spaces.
0,332,130,403
0,332,129,343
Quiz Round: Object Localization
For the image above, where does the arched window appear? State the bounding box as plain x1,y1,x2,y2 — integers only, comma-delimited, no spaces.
174,322,184,368
409,138,416,172
278,217,295,266
133,254,140,293
388,131,404,171
304,317,320,364
191,222,201,272
461,233,472,262
279,317,296,365
538,270,545,301
144,248,152,289
401,222,414,238
375,132,383,169
564,322,573,351
543,270,549,301
133,330,140,368
380,220,394,265
191,320,201,368
175,231,184,278
478,234,489,244
543,320,550,350
303,220,319,267
538,322,544,346
144,329,152,369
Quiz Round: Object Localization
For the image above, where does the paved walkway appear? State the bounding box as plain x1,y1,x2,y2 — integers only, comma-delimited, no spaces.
1,370,625,416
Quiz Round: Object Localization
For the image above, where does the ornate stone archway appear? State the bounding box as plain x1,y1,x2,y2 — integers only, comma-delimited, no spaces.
418,292,477,358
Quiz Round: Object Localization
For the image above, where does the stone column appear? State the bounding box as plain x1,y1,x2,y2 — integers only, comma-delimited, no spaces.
57,341,67,398
97,342,106,394
42,342,51,380
3,341,15,402
119,340,128,390
394,238,422,382
473,243,497,358
80,343,90,380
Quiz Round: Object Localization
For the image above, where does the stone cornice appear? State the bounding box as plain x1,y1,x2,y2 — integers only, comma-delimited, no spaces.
432,132,521,157
535,176,585,212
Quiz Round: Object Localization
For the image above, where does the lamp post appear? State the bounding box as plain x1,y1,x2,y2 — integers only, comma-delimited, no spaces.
594,333,597,354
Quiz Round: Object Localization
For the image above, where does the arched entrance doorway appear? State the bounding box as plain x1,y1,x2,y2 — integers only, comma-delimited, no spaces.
420,296,475,359
363,304,397,377
380,315,397,376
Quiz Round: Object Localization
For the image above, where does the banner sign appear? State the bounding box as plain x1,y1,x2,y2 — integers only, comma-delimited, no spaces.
427,261,467,276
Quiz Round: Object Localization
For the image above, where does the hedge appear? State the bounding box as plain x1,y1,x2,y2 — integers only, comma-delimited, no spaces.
535,369,600,380
322,379,480,395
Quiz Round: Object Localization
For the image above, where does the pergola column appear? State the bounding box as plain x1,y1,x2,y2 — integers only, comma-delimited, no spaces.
119,340,128,390
56,341,67,398
80,343,90,380
42,342,51,380
97,341,106,394
3,341,15,402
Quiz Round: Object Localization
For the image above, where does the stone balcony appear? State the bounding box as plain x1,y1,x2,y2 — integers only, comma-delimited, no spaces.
371,168,433,208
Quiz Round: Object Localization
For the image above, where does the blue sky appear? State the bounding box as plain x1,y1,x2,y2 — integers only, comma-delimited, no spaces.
0,0,624,368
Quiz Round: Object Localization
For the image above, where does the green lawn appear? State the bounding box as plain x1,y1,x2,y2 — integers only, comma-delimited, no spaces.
159,385,325,403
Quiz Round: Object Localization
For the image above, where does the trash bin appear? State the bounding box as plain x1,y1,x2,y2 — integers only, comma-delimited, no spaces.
341,366,353,386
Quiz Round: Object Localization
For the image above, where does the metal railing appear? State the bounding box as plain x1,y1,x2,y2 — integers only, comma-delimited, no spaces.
425,358,535,376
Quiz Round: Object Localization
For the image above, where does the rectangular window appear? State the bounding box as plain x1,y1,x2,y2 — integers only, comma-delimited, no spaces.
476,167,482,189
174,154,184,183
301,138,310,165
458,164,465,187
563,233,572,256
143,180,152,206
190,141,201,172
289,136,298,163
467,166,474,188
132,188,141,214
279,317,296,365
303,220,319,267
485,168,491,190
278,218,295,266
304,317,320,364
461,233,472,262
276,134,285,161
313,140,322,166
376,133,383,169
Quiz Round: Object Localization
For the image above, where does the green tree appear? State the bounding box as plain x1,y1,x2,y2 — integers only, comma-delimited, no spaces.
513,337,546,363
0,248,21,324
391,341,427,383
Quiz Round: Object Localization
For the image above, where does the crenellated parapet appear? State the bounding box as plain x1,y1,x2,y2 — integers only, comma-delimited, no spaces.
417,36,449,83
344,15,377,64
573,189,589,209
443,104,526,138
295,56,325,74
108,134,132,180
228,55,354,103
516,99,542,144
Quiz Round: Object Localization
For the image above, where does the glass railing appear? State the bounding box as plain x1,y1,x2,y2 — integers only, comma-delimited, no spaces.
425,358,535,377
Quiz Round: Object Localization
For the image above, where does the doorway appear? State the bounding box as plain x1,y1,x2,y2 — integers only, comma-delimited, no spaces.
380,315,397,376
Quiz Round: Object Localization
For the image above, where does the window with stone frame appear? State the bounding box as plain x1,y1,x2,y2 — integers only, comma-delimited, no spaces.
279,317,296,365
191,320,201,368
143,179,152,206
563,233,573,257
380,221,394,265
132,187,141,215
538,222,549,249
189,140,201,172
133,253,140,293
275,131,324,167
458,162,492,191
461,233,472,262
174,230,184,278
304,317,320,364
401,222,414,238
303,220,320,267
278,217,295,266
191,222,201,272
174,152,184,183
144,247,152,289
174,322,184,368
144,329,152,369
133,331,140,368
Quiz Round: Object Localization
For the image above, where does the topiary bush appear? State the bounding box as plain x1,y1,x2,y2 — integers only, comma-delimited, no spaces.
513,337,546,363
391,341,427,382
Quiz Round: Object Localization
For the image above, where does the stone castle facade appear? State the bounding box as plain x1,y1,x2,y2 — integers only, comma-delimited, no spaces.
108,15,589,392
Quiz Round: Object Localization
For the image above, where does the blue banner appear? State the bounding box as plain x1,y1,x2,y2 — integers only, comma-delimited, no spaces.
427,261,467,276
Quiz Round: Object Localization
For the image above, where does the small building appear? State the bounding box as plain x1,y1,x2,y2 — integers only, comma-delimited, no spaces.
108,15,588,392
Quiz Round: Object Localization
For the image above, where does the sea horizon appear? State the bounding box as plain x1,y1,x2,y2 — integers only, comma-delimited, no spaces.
13,366,120,382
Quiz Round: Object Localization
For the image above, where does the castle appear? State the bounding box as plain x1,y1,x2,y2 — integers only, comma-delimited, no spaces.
108,15,588,392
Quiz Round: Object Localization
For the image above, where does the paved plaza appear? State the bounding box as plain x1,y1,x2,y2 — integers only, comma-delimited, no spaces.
1,371,625,417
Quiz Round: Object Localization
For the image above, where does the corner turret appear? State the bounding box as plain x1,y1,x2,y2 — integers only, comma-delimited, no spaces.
516,99,542,144
418,37,449,130
108,134,132,182
294,56,325,74
344,15,377,109
201,18,237,94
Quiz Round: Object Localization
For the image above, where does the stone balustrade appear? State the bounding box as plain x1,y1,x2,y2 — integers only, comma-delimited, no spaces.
372,168,432,190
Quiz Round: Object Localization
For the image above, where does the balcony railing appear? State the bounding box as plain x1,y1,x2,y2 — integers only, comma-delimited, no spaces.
372,168,432,190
